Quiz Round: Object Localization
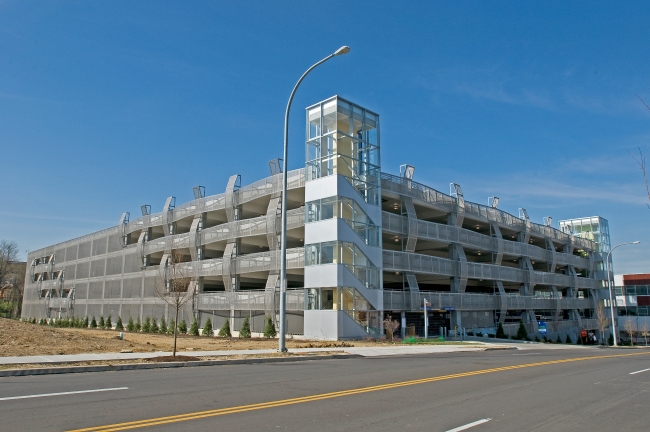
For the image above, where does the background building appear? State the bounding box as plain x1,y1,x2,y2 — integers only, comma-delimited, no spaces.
22,96,610,340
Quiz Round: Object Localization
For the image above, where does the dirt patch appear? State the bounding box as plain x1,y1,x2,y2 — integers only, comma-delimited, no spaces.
1,318,370,357
148,355,202,362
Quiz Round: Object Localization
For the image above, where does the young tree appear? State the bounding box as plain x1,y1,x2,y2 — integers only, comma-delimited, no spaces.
263,316,276,338
154,250,196,356
160,317,167,334
178,319,187,334
151,318,159,333
595,303,611,345
98,316,105,329
565,334,573,344
168,318,176,335
202,318,213,336
126,317,134,332
189,317,199,336
106,315,112,330
624,318,637,346
640,320,649,347
115,316,123,331
142,317,151,333
218,319,231,337
496,322,507,339
135,317,142,332
90,316,97,328
83,316,89,328
383,315,400,342
516,322,528,340
239,317,251,338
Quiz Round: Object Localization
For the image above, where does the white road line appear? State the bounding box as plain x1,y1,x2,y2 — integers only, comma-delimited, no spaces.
446,418,492,432
629,368,650,375
0,387,128,401
513,353,538,356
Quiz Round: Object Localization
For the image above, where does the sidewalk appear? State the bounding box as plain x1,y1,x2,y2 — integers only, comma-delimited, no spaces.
0,343,507,365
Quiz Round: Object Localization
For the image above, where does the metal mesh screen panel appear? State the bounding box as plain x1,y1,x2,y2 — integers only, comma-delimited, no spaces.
64,264,76,280
76,262,90,279
106,256,123,275
92,237,108,256
124,253,141,273
122,277,142,298
65,245,78,261
104,279,121,299
90,259,106,278
107,234,122,253
78,241,92,259
75,283,88,300
88,281,104,299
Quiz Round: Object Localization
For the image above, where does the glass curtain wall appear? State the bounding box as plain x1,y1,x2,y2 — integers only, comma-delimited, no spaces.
306,196,380,247
305,287,381,335
305,241,380,289
306,97,381,205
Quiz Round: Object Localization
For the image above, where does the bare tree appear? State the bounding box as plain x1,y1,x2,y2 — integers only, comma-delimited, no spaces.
154,250,196,356
623,317,636,346
0,241,22,318
383,314,400,342
639,320,649,347
630,147,650,210
594,303,611,345
0,240,19,287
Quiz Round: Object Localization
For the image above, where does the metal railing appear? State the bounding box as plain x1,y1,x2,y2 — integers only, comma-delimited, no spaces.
198,288,304,311
380,172,596,251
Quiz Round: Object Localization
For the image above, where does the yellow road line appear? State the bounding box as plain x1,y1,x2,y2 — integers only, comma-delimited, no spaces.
68,351,649,432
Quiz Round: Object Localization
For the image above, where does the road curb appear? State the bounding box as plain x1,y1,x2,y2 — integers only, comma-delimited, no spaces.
483,346,517,351
0,354,362,377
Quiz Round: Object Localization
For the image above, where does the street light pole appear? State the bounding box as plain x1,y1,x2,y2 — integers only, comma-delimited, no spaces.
278,46,350,352
606,241,640,347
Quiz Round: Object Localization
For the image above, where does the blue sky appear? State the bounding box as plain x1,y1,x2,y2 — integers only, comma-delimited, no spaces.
1,1,649,275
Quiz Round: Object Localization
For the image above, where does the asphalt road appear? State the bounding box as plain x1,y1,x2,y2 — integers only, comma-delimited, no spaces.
1,347,649,431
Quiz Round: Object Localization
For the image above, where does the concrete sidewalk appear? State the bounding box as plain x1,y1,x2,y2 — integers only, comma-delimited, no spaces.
0,343,507,365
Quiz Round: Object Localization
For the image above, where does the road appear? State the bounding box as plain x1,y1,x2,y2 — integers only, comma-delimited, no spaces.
1,347,649,431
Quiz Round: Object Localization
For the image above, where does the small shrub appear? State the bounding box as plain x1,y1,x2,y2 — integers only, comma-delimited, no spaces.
476,331,483,337
49,318,55,326
239,317,251,338
202,318,213,336
543,336,548,343
150,318,159,333
178,319,187,334
189,318,199,336
608,333,614,346
218,319,231,337
488,334,496,338
516,322,528,341
135,317,142,332
467,331,474,336
83,316,89,328
142,317,151,333
126,317,134,332
39,318,46,325
115,317,124,331
496,322,507,339
565,334,573,344
263,316,276,338
555,335,561,344
534,336,540,342
168,318,175,334
106,315,112,330
98,316,105,329
159,317,167,334
525,337,531,341
90,316,97,328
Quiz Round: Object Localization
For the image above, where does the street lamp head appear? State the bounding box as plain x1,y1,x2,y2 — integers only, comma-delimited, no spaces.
334,46,350,56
